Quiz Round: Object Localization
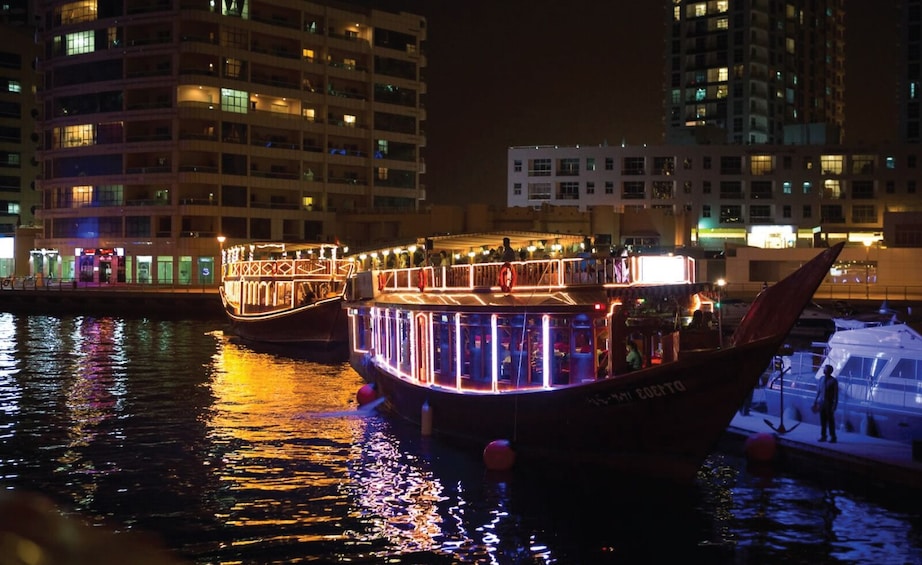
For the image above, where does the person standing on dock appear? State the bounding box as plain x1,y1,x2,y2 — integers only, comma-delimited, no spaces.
813,364,839,443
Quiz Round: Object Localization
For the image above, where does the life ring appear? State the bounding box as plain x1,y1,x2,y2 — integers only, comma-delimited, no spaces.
377,272,386,291
498,262,517,293
1,278,10,288
417,268,427,292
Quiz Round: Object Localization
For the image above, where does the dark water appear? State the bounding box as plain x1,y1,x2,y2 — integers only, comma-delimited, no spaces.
1,313,921,564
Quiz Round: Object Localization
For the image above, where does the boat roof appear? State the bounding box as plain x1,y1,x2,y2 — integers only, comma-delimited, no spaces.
355,231,590,257
828,324,922,350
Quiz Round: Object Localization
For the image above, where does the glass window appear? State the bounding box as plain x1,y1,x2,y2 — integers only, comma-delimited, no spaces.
156,256,173,284
65,31,95,55
221,88,249,114
178,256,193,285
820,154,844,174
528,182,551,200
198,256,216,284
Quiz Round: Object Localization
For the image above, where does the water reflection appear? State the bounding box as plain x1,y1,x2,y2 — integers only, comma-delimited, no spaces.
0,315,920,564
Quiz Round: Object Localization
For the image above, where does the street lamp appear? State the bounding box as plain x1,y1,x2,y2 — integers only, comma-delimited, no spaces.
217,235,226,280
864,240,871,299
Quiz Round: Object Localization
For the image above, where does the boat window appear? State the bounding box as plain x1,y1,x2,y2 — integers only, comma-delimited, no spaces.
886,358,921,392
397,311,412,375
839,355,887,386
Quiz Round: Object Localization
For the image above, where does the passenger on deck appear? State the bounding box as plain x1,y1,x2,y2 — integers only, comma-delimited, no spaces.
688,310,705,329
625,341,642,371
500,237,517,263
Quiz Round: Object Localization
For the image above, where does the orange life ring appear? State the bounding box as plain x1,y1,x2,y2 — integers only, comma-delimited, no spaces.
498,262,516,293
377,272,386,291
417,268,427,292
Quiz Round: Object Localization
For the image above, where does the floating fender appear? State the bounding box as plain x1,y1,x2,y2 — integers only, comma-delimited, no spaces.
743,432,777,463
420,401,432,436
356,383,378,406
783,406,801,423
483,439,516,471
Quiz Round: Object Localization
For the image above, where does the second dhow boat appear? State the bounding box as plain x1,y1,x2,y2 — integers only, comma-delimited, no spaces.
220,242,353,355
345,234,844,482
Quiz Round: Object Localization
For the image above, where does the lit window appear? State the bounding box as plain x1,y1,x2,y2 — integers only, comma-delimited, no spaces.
66,31,95,55
7,81,20,94
56,124,94,147
57,0,98,25
72,185,94,208
221,88,248,114
820,154,844,174
344,114,356,127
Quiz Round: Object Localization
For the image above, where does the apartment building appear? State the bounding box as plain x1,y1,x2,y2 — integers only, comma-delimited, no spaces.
507,143,922,251
1,4,42,277
901,0,922,143
34,0,426,284
665,0,845,145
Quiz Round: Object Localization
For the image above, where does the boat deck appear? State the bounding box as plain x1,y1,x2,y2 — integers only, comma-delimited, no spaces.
725,411,922,494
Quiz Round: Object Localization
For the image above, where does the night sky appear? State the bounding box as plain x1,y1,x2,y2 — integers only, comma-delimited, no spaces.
357,1,899,207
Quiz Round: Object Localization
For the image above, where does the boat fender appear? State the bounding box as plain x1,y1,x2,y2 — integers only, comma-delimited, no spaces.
483,439,515,471
417,268,427,292
356,383,378,406
498,262,517,293
421,401,432,435
377,273,386,291
743,432,777,463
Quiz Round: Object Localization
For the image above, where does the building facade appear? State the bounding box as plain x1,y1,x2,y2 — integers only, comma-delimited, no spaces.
665,0,845,145
507,143,922,251
901,0,922,143
34,0,426,284
1,1,42,277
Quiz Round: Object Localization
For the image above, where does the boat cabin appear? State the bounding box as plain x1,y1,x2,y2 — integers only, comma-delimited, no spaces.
347,233,722,393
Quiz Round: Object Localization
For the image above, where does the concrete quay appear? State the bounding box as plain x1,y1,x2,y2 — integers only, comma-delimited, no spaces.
723,410,922,496
0,285,223,318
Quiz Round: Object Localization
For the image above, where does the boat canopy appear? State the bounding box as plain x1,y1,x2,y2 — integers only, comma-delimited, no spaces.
827,324,922,350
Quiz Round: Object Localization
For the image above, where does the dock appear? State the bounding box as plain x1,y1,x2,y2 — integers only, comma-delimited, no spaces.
0,285,223,318
723,410,922,495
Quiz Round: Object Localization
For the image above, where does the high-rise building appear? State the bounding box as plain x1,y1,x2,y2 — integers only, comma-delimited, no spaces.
900,0,922,142
664,0,845,145
1,0,42,277
34,0,426,284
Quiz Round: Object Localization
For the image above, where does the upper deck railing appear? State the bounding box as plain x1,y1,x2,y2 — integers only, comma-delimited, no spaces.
372,255,694,293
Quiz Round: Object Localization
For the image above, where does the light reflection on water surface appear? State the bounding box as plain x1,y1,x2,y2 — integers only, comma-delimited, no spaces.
0,313,920,564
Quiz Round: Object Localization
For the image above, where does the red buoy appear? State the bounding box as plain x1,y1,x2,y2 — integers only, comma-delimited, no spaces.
483,439,516,471
743,432,777,463
356,383,378,406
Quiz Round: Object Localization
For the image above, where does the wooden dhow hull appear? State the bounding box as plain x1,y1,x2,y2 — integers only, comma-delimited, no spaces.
222,292,348,349
354,337,783,481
